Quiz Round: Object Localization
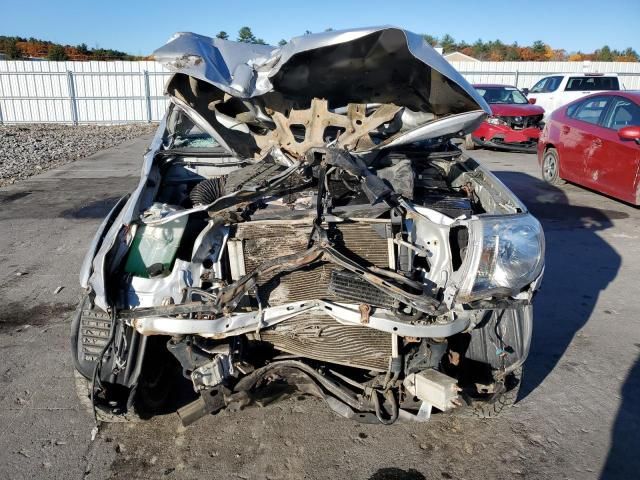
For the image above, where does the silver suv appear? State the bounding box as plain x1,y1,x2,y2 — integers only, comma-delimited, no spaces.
72,27,545,426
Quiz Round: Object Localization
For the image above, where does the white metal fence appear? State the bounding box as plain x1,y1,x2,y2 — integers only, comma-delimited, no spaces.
0,61,170,124
1,60,639,124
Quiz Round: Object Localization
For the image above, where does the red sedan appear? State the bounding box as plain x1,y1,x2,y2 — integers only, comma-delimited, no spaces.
466,84,545,152
538,91,640,205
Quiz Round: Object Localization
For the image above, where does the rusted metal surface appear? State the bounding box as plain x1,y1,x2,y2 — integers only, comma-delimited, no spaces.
254,98,402,157
359,304,371,325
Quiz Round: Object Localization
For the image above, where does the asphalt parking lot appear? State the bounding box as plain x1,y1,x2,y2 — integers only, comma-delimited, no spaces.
0,135,638,480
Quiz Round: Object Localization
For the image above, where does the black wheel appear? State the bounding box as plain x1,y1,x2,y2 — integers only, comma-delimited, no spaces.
74,344,178,422
72,293,178,422
464,134,476,150
459,367,523,418
74,371,143,423
541,148,565,185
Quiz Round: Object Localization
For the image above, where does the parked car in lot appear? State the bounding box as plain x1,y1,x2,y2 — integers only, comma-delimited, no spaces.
465,84,544,152
538,91,640,205
525,73,621,121
72,28,545,426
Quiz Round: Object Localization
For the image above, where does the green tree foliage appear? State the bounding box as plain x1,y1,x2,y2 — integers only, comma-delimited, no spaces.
532,40,546,56
236,26,267,45
621,48,640,61
422,34,438,46
216,31,229,40
46,44,67,61
595,45,613,61
5,39,23,59
440,34,456,53
237,26,256,43
278,39,287,47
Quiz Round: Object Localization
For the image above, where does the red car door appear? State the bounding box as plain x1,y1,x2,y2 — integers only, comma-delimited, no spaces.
588,96,640,203
557,96,612,186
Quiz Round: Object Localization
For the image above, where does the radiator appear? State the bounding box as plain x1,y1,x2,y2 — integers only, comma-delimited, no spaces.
260,312,392,371
230,220,393,306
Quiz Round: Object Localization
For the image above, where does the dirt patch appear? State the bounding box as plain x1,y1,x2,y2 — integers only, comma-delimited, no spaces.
0,301,74,333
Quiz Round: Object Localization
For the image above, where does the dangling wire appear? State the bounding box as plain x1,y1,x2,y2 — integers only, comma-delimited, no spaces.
90,306,119,423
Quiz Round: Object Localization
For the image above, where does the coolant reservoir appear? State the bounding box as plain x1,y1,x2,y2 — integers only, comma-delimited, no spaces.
124,203,187,278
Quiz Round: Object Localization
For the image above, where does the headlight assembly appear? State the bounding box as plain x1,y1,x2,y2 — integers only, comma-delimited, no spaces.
456,214,545,302
486,116,507,126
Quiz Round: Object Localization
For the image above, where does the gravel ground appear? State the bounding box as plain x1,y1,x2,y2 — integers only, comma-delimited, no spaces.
0,123,157,187
0,138,639,479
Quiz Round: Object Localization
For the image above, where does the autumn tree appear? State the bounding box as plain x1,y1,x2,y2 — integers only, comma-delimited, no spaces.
568,52,584,61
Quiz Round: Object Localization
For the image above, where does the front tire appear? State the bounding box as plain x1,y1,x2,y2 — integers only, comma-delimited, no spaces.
541,148,565,185
74,371,143,423
459,367,523,418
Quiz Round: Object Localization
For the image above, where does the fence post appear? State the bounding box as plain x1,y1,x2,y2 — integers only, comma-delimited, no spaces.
514,70,520,87
66,70,78,125
143,70,152,123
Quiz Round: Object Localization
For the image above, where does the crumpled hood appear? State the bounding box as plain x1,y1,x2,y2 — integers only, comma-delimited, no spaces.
154,27,490,158
489,103,545,117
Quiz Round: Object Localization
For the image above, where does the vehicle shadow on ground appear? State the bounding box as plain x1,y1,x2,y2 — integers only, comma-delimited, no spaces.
492,172,623,399
600,351,640,479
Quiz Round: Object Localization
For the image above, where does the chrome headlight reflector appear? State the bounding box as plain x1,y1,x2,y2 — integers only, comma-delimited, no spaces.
457,214,545,301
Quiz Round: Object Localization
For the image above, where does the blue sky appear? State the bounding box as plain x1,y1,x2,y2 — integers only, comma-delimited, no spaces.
2,0,639,55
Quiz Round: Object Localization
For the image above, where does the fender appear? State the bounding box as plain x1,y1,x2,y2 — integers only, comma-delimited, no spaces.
79,194,130,289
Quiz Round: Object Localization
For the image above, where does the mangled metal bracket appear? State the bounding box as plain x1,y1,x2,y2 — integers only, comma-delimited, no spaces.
254,98,401,158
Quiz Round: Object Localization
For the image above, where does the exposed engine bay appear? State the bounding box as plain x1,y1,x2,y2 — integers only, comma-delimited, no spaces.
72,27,544,425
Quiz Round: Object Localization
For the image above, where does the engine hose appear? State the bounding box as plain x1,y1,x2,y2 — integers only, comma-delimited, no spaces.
190,178,225,206
372,388,399,425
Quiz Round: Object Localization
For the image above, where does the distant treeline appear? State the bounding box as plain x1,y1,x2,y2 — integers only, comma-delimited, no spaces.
423,34,639,62
0,36,147,61
1,29,638,62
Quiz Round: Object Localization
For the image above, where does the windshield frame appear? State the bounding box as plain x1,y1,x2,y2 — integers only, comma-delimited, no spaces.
162,104,226,152
475,86,529,105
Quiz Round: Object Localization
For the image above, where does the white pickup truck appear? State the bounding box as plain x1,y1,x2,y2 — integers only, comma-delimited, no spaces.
524,73,621,120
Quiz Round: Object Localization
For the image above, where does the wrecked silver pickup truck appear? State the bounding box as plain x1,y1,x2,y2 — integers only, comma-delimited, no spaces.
71,27,544,425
